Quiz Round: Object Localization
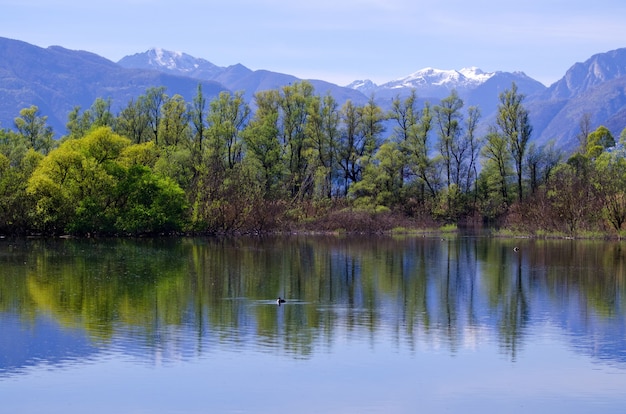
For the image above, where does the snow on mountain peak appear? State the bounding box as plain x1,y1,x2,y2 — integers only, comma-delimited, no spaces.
458,67,494,83
395,67,494,88
147,48,204,72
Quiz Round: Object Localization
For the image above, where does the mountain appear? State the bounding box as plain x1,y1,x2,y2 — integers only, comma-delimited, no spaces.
347,66,546,139
117,48,368,105
2,37,626,153
527,48,626,151
119,48,224,80
0,38,228,134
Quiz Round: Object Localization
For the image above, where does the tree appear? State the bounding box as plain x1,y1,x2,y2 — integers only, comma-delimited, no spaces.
159,94,190,147
189,84,207,171
307,93,340,199
243,89,283,199
481,129,511,210
585,125,614,159
14,105,55,154
116,97,151,144
206,91,250,170
145,86,167,145
279,81,315,199
405,102,438,201
434,90,464,189
496,83,532,203
464,105,481,196
27,127,187,235
576,112,593,153
337,100,362,195
389,90,420,190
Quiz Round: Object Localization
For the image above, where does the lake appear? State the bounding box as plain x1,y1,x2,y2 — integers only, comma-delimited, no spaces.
1,235,625,413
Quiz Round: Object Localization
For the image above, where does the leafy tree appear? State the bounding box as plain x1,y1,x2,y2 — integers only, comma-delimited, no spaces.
434,90,464,189
27,127,187,235
337,100,362,195
585,125,614,159
307,93,340,199
350,140,404,208
145,86,167,145
243,89,283,199
159,94,190,147
279,81,315,199
189,84,207,172
496,83,532,202
595,146,626,233
113,164,187,234
404,102,438,201
480,129,512,213
0,134,42,234
14,105,55,154
389,90,420,191
116,97,151,144
206,91,250,170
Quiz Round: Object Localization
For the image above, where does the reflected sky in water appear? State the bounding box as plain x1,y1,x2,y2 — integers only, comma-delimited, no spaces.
1,236,626,413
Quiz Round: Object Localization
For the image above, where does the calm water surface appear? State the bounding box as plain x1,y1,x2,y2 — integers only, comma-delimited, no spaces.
1,235,625,413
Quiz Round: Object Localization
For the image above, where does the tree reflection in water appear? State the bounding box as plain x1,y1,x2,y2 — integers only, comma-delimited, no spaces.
0,236,625,366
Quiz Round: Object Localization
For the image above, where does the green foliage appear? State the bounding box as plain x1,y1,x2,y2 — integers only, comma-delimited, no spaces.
26,127,187,235
4,81,626,237
114,165,187,234
586,125,614,159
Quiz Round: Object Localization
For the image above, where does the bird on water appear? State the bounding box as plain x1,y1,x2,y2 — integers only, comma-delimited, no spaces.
276,297,286,305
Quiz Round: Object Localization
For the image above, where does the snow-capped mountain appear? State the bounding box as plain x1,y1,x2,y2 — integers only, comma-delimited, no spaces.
346,66,530,100
384,66,494,90
118,48,224,79
118,48,367,106
345,79,378,95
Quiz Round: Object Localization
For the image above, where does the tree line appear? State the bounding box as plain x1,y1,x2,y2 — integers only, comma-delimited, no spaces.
1,81,625,236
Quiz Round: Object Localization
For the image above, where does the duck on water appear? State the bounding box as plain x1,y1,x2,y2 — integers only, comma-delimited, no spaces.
276,297,286,305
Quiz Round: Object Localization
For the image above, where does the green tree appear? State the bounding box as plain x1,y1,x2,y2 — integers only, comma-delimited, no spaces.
480,129,512,214
585,125,614,159
243,89,283,199
159,94,190,147
434,90,464,189
145,86,167,145
206,91,250,170
389,90,420,192
14,105,55,154
27,127,187,235
189,84,207,172
405,102,438,201
337,100,362,195
496,83,532,203
279,81,315,199
116,97,151,144
307,93,340,199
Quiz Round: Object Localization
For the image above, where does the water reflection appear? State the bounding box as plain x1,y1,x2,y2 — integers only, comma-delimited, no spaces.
1,236,625,373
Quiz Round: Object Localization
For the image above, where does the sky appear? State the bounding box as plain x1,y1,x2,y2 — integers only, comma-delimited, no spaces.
2,0,626,87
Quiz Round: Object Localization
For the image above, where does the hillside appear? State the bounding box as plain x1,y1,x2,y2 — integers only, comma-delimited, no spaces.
2,37,626,152
0,38,228,134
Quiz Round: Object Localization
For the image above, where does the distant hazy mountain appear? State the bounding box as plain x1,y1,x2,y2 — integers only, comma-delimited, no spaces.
2,37,626,153
118,48,224,80
354,67,498,98
118,48,368,105
527,48,626,151
0,38,228,134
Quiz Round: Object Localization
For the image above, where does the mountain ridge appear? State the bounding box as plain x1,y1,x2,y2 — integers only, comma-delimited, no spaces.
2,37,626,152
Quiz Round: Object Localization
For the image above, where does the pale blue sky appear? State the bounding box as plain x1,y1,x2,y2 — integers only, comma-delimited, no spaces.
2,0,626,86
